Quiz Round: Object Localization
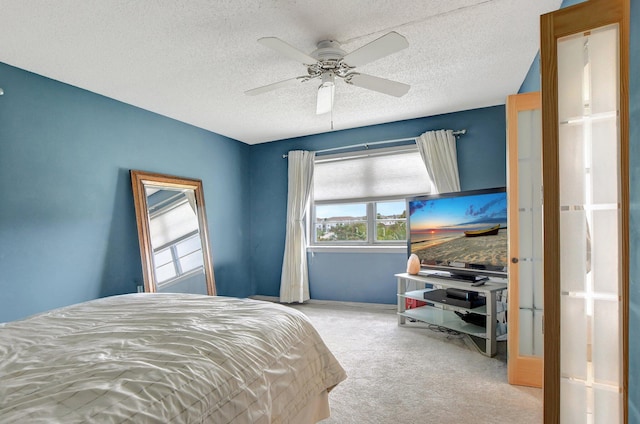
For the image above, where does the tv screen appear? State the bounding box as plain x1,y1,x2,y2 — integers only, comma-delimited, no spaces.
407,187,508,280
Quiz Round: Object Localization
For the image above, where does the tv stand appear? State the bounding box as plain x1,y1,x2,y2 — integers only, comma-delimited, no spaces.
396,271,507,357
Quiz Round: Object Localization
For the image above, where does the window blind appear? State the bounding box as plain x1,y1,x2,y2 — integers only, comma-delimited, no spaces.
149,201,199,248
313,146,432,202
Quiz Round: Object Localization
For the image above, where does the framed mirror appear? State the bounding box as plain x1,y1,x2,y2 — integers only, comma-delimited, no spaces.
130,170,216,295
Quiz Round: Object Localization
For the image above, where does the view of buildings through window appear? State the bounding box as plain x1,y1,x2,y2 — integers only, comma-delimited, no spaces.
314,200,406,243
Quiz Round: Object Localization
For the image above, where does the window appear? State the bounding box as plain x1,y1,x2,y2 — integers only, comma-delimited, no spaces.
376,200,407,241
153,232,204,286
310,145,432,246
315,203,367,242
147,190,204,286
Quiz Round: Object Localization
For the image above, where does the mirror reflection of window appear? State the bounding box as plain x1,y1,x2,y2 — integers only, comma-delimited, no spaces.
145,187,206,293
130,170,216,295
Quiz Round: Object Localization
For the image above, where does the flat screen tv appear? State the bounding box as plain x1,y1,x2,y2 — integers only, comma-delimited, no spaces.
406,187,508,281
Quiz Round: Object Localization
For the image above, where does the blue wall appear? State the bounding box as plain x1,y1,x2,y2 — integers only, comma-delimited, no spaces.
0,63,252,322
518,52,541,94
249,106,507,304
0,65,506,316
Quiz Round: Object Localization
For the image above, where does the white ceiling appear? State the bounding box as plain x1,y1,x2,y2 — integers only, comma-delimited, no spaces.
0,0,561,145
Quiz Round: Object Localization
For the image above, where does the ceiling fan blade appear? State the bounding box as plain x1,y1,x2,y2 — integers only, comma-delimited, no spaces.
258,37,317,65
346,73,410,97
244,76,308,96
342,31,409,67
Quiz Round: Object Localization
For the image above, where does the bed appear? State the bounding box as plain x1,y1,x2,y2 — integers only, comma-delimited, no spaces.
0,293,346,423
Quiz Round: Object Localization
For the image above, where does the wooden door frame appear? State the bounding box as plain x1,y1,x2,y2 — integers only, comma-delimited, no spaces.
540,0,629,422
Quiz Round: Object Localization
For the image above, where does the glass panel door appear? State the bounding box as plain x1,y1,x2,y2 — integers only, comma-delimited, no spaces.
556,23,623,424
541,1,628,421
507,92,543,388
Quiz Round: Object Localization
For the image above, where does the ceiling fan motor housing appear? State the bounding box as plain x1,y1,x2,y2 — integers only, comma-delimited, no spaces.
311,40,346,60
309,40,352,78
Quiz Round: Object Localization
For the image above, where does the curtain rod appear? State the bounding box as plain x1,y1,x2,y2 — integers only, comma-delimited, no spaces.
282,129,466,158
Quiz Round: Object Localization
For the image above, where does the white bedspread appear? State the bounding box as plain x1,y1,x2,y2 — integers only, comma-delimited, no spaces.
0,294,346,423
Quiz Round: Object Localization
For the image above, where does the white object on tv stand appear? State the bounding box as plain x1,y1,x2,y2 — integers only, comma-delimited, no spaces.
396,271,508,357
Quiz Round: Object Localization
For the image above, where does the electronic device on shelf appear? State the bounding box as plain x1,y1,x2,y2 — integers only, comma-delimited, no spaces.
406,187,508,283
454,311,487,327
426,272,490,285
423,289,486,309
445,287,478,300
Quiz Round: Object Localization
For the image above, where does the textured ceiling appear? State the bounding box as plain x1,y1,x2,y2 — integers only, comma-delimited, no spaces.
0,0,561,144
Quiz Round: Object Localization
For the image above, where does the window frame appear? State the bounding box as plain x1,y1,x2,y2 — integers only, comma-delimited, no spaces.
307,144,432,250
310,197,408,247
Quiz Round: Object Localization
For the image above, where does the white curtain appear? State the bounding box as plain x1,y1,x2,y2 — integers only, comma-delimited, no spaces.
280,150,315,303
415,129,461,193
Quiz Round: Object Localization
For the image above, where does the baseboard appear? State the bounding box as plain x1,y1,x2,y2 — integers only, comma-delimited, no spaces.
249,295,395,311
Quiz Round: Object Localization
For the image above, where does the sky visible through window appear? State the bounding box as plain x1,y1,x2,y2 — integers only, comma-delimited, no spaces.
316,203,365,219
377,201,405,216
315,201,405,219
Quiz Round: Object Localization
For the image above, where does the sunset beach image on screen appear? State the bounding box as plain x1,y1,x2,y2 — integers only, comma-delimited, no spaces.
407,188,508,275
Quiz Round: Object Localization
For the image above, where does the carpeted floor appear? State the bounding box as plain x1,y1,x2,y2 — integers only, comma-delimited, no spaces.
288,301,542,424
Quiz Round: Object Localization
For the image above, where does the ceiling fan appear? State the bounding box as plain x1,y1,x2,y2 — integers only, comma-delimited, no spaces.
245,31,411,115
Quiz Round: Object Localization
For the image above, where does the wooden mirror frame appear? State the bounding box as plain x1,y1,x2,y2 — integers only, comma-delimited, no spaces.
130,170,216,295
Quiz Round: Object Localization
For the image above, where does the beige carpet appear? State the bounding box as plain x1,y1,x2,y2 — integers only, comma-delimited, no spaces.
288,301,542,424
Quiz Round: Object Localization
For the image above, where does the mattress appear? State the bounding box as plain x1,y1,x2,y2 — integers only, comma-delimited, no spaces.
0,293,346,423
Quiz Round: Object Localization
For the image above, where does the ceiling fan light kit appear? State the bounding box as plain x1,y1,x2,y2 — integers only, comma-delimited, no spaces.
246,31,411,116
317,72,336,115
